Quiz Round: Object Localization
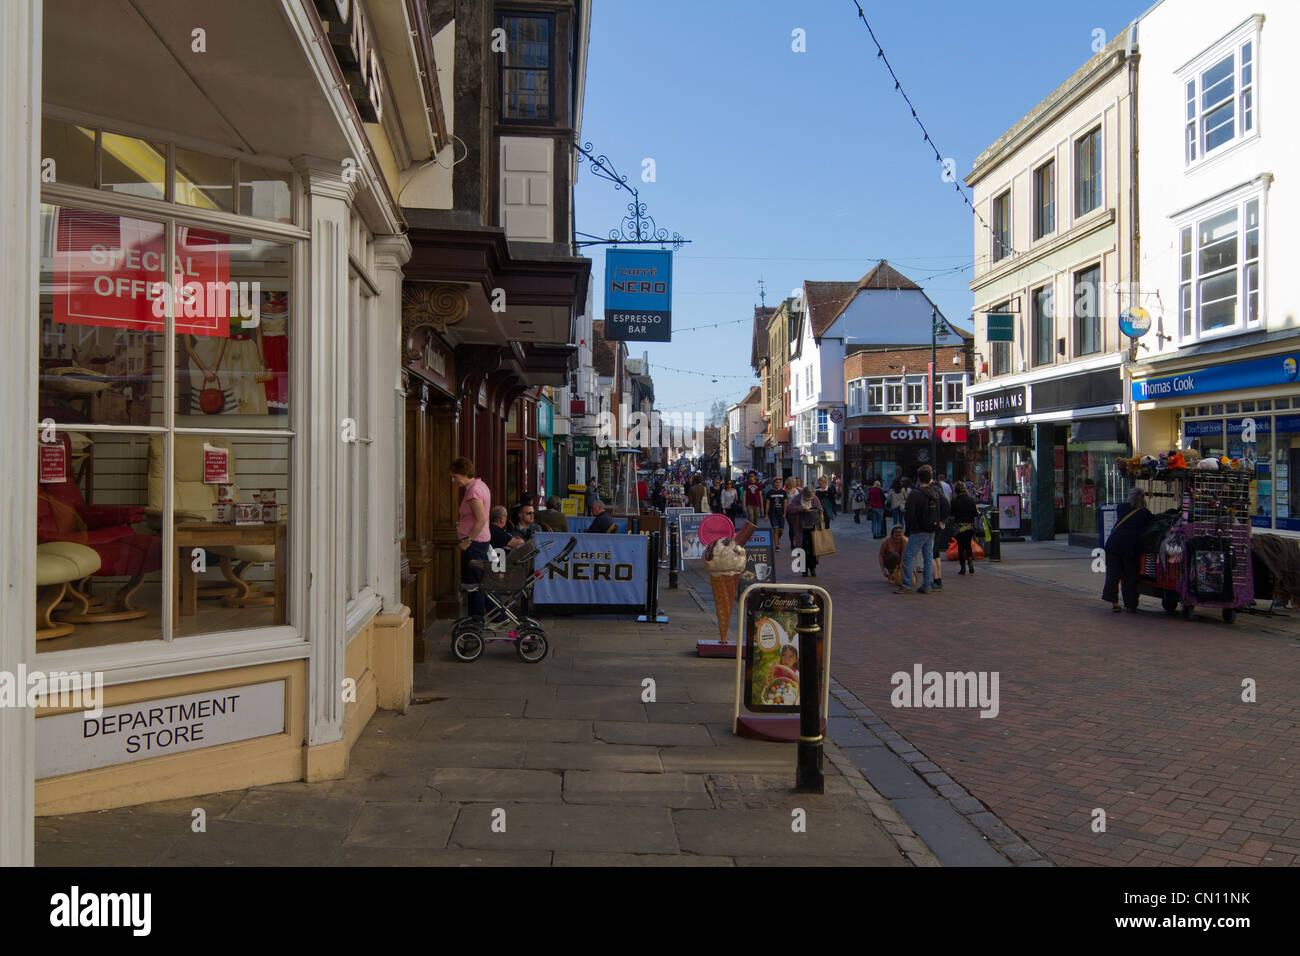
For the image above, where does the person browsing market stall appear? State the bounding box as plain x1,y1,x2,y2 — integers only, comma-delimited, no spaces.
1101,488,1153,613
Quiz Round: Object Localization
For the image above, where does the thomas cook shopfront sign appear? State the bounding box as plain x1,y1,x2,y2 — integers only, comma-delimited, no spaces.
604,248,673,342
314,0,384,124
36,681,286,778
1131,353,1300,402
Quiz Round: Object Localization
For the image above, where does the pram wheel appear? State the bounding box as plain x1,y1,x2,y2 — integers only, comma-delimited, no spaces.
1221,608,1236,624
1181,603,1195,621
452,628,485,662
516,627,548,663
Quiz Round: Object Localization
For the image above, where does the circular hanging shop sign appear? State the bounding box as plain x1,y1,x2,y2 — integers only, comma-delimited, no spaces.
829,409,844,424
1119,306,1152,338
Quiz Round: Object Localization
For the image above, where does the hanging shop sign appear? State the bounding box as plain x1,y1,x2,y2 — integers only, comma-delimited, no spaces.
1119,306,1151,338
986,313,1015,343
573,435,593,457
532,531,648,607
52,211,231,336
1131,353,1300,402
36,680,286,778
313,0,384,123
971,385,1027,419
604,248,673,342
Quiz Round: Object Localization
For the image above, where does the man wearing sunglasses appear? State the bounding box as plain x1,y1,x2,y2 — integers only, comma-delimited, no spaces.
513,503,537,542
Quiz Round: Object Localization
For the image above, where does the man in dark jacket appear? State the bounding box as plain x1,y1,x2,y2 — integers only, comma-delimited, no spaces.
1102,488,1152,612
897,466,949,595
536,496,569,532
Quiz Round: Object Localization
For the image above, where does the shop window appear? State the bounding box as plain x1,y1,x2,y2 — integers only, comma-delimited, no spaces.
1276,415,1300,530
499,13,554,123
40,118,96,189
1074,126,1101,217
37,202,295,653
99,131,166,202
905,377,926,413
943,375,964,412
992,190,1011,263
1033,160,1055,240
867,381,883,413
1032,284,1054,368
1073,264,1101,357
345,269,375,604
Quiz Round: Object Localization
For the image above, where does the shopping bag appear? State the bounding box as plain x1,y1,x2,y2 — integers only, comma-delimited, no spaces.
812,526,835,556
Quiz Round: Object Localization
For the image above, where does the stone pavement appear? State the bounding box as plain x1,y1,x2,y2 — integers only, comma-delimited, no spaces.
36,572,916,867
815,514,1300,867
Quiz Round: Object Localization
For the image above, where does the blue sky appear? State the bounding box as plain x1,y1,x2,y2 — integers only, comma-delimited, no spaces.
575,0,1150,416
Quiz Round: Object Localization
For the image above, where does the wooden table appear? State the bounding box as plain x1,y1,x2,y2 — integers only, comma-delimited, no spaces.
174,521,286,626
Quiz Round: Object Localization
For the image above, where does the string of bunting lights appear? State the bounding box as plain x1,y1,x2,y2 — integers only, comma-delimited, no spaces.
648,361,754,380
849,1,1023,260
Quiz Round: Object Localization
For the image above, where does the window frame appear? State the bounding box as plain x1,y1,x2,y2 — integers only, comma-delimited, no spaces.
1074,125,1102,219
1073,263,1103,358
497,10,557,126
1031,283,1055,368
989,300,1013,377
1174,188,1266,345
992,189,1012,263
1180,22,1260,169
1033,159,1055,240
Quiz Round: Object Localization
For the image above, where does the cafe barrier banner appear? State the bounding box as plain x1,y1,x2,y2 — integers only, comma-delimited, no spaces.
565,514,630,534
532,531,648,606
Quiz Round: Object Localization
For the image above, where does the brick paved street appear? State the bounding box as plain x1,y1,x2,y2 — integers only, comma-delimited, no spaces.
815,513,1300,866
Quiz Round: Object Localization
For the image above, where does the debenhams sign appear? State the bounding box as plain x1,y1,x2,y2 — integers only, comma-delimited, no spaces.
972,386,1026,419
315,0,384,124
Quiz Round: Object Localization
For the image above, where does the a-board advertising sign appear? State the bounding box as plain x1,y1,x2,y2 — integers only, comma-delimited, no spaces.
732,585,832,741
677,513,708,569
604,248,672,342
997,494,1022,533
531,531,647,609
743,528,777,586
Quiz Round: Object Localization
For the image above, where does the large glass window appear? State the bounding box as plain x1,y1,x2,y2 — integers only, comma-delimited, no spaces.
1177,195,1264,340
1033,160,1055,239
905,376,926,413
1074,265,1101,357
990,300,1013,377
37,196,294,653
886,381,904,413
867,381,883,413
1074,126,1101,217
992,190,1011,262
1032,284,1054,367
1183,38,1257,165
499,13,553,122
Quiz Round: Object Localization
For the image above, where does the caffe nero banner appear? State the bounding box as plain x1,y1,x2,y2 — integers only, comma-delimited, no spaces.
604,248,672,341
532,531,648,606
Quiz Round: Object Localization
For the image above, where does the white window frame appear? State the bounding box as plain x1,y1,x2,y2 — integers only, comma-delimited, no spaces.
1179,19,1261,170
885,379,904,413
904,376,927,413
1174,185,1266,345
867,380,884,413
816,408,830,444
941,374,966,412
992,187,1012,263
35,136,311,680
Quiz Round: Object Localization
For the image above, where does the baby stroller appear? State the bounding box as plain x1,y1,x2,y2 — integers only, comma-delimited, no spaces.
452,536,578,662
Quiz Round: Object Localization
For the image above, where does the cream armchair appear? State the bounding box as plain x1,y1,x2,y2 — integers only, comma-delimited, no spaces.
148,435,276,608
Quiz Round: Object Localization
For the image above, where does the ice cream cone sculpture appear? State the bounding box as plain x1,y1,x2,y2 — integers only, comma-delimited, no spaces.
702,521,756,644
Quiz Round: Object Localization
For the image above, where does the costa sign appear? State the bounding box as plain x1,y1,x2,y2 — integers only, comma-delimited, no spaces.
315,0,384,124
846,427,967,443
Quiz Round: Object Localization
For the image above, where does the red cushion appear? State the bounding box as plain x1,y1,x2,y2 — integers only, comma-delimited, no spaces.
92,532,163,577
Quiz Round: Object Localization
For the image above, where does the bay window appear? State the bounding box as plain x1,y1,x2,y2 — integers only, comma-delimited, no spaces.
1178,194,1263,340
1183,32,1258,167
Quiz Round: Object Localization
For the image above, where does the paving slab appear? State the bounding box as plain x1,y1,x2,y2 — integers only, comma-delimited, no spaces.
839,746,933,800
154,820,344,866
449,803,678,853
425,716,593,742
523,697,648,721
593,720,715,747
673,809,905,864
554,851,733,866
829,717,886,748
645,702,735,724
413,697,530,718
330,846,553,866
342,803,460,849
427,768,563,803
659,745,792,773
328,770,441,803
563,771,714,809
226,790,363,832
524,741,663,772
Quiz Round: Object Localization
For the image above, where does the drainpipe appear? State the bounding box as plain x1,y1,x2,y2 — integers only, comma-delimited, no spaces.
1125,19,1140,456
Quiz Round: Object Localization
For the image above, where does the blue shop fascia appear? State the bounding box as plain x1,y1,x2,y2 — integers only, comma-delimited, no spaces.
1129,336,1300,535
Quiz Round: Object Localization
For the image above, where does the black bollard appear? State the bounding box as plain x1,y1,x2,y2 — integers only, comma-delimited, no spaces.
668,521,679,590
795,592,824,793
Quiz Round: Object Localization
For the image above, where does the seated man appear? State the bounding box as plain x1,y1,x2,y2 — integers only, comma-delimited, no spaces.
489,505,524,552
514,502,537,541
587,499,617,534
536,496,568,532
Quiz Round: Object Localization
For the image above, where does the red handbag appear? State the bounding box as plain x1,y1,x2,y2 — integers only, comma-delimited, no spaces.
198,372,226,414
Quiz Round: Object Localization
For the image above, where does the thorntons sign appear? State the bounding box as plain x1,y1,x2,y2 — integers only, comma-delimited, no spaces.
972,386,1026,419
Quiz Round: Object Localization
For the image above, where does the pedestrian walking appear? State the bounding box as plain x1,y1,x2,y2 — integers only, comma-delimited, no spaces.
1101,488,1153,613
849,478,866,524
743,472,765,525
720,479,740,520
867,480,886,538
688,476,707,513
886,482,907,535
897,465,948,595
950,482,978,574
766,477,788,552
931,497,953,591
815,476,837,521
786,485,824,578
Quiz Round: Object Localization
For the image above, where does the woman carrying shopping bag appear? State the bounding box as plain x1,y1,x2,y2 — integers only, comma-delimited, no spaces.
786,486,825,578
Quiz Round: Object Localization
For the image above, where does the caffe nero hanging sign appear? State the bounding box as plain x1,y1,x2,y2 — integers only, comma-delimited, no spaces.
971,386,1026,419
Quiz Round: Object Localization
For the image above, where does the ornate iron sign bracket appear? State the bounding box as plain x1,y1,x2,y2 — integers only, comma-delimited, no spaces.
572,138,691,252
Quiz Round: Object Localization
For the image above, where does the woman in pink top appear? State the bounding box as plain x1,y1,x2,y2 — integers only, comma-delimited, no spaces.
451,456,491,619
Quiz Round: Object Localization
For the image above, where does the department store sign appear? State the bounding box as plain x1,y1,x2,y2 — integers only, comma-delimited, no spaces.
36,680,286,778
971,386,1026,419
1131,354,1300,402
314,0,384,123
